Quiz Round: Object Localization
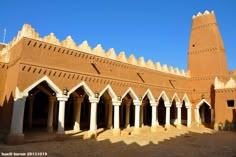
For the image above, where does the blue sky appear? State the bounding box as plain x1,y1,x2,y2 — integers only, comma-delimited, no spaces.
1,1,236,70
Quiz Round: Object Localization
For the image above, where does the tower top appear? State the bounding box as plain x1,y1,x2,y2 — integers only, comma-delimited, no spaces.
187,10,228,77
192,10,214,19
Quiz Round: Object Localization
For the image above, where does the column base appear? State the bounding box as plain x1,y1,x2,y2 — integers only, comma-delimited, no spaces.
165,124,171,130
73,125,81,132
107,125,113,130
113,128,121,136
151,126,157,132
47,126,54,133
133,128,141,134
87,130,97,139
176,124,182,129
125,124,130,128
6,133,24,145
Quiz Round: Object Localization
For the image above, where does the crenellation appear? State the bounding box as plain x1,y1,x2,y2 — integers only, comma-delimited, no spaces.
106,48,117,60
61,36,77,49
155,62,162,71
168,66,175,74
162,64,169,73
137,57,145,67
180,69,185,76
214,77,236,89
146,60,155,69
43,33,60,45
192,10,214,19
93,44,106,57
174,68,180,75
77,41,92,54
127,54,137,65
117,51,127,63
0,24,187,77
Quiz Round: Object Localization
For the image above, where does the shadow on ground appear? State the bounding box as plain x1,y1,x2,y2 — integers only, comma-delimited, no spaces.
0,128,236,157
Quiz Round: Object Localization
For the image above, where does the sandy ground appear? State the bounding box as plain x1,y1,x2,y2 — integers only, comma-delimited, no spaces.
0,126,236,157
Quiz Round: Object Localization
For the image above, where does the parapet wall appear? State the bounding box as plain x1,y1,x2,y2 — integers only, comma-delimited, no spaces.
0,24,189,77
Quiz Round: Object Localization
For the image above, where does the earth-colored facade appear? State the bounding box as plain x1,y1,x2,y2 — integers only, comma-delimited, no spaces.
0,10,235,144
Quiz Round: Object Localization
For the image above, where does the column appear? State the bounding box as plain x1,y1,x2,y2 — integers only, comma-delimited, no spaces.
73,97,83,131
107,101,113,129
88,97,99,138
200,105,205,123
125,100,132,128
187,107,192,127
176,102,182,128
140,103,144,127
53,100,58,129
28,96,34,129
113,101,121,136
156,105,159,126
47,96,56,132
134,100,141,134
150,101,157,132
165,102,171,128
196,108,200,125
120,104,124,126
6,97,26,144
57,96,68,134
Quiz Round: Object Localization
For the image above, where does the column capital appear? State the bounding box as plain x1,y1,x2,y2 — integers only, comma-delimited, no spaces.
150,101,158,106
57,95,69,101
133,100,141,106
14,96,27,102
164,101,171,107
89,97,99,103
176,102,182,108
112,101,121,106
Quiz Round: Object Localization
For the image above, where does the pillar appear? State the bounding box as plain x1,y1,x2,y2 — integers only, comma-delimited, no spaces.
134,100,141,134
196,108,200,125
187,107,192,127
125,100,132,128
176,102,182,128
88,97,99,138
200,104,205,123
57,96,68,134
113,101,121,136
150,101,157,132
156,105,159,126
165,102,171,128
28,96,34,129
107,101,113,129
47,97,56,132
73,97,83,131
53,100,58,129
140,103,144,127
120,104,124,126
6,97,26,144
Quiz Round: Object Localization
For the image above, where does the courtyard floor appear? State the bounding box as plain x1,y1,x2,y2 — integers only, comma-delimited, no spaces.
0,126,236,157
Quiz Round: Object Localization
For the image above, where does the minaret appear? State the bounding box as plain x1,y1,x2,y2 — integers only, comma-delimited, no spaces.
187,10,228,77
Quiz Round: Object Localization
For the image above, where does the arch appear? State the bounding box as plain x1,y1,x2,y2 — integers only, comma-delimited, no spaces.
182,93,191,108
142,89,155,102
157,91,169,102
99,84,117,100
196,99,211,109
171,93,181,103
68,81,93,97
122,87,139,101
196,99,212,127
22,76,61,96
